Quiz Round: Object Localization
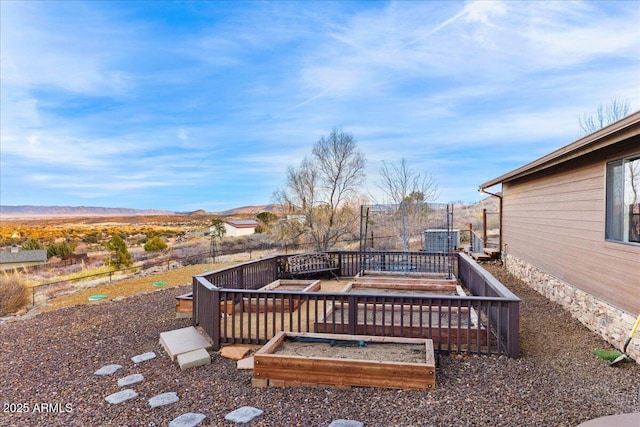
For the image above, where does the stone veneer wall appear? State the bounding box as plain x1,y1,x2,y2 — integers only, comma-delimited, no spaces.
504,254,639,363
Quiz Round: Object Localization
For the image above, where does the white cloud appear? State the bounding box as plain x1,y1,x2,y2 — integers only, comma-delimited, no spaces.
1,1,638,210
1,3,134,95
297,0,640,98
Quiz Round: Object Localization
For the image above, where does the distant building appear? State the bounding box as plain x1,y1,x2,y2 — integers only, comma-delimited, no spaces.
223,219,259,237
286,214,306,224
0,248,48,271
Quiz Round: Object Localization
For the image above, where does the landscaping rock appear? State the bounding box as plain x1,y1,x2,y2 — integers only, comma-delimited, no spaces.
131,351,156,363
105,389,138,404
328,420,364,427
117,373,144,387
220,345,251,360
168,412,207,427
148,391,179,408
94,364,122,376
224,406,263,424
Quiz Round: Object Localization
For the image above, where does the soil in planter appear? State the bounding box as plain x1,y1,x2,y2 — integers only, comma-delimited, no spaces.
274,338,427,364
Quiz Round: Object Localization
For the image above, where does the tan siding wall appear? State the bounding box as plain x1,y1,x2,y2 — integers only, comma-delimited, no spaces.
502,146,640,314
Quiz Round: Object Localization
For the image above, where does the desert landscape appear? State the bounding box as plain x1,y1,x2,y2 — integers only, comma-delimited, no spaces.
0,200,500,316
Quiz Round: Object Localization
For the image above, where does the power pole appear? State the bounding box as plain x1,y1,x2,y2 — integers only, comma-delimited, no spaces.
209,226,217,263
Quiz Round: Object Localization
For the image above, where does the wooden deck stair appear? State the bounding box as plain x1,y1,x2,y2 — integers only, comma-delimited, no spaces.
471,248,500,262
471,252,491,261
483,248,501,259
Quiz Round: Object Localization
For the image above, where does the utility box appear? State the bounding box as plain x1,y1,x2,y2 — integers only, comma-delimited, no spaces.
424,229,460,252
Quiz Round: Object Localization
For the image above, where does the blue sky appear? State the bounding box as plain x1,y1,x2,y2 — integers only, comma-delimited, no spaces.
1,1,639,212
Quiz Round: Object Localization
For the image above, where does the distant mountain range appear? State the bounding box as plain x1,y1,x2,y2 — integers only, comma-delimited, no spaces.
0,204,278,219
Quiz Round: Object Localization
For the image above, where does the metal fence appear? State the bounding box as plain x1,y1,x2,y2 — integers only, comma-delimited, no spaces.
192,251,520,357
471,230,485,254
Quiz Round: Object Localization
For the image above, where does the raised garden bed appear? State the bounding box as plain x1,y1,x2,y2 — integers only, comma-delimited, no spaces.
252,331,435,390
242,279,321,313
314,278,486,346
175,291,237,319
176,280,322,318
346,276,461,296
314,303,486,346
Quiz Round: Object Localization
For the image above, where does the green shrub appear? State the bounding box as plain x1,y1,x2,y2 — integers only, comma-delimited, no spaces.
105,234,132,268
0,271,29,316
22,238,44,250
47,241,76,259
144,236,168,252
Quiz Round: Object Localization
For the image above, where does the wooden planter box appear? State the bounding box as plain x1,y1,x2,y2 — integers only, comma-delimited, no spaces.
175,292,237,318
313,281,486,346
314,303,486,345
351,276,459,293
242,280,321,313
253,331,435,390
342,279,461,296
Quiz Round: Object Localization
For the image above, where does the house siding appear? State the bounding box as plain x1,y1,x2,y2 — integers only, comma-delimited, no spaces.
502,142,640,315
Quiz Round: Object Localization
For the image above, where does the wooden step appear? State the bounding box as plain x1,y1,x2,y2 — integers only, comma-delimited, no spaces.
471,252,491,261
483,248,500,259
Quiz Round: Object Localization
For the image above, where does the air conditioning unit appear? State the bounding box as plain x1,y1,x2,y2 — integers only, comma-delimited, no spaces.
424,229,460,252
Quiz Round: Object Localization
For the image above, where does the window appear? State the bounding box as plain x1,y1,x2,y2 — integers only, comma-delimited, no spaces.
606,156,640,244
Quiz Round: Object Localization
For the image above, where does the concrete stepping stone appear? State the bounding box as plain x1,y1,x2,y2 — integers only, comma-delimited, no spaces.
224,406,263,424
177,348,210,370
169,412,207,427
105,389,138,404
149,392,179,408
328,421,364,427
131,351,156,364
94,364,122,376
117,373,144,387
160,326,211,361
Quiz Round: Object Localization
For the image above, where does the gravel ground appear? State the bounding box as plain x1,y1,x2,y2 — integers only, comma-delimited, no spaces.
1,263,639,427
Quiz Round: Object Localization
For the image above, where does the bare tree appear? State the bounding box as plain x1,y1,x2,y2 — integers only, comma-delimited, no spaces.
579,98,631,135
275,129,366,251
377,158,439,205
376,158,440,252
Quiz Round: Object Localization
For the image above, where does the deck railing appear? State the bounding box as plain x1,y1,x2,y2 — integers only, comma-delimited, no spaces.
471,230,485,253
457,252,520,357
192,250,520,357
357,250,455,278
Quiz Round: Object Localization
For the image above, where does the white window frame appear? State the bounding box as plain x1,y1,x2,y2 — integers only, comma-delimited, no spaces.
605,155,640,245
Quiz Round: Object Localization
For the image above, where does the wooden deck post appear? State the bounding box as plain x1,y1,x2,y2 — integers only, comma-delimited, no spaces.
348,295,358,335
506,300,520,358
211,287,221,351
